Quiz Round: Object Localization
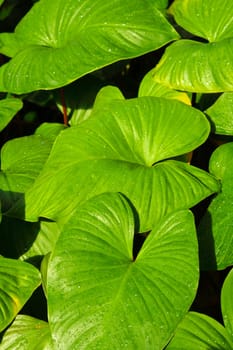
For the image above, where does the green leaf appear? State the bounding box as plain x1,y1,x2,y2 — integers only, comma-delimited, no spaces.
167,268,233,348
48,193,199,349
0,217,40,259
205,93,233,135
0,97,22,132
35,122,65,140
0,315,54,350
170,0,233,42
153,38,233,93
40,253,51,299
156,0,169,10
138,68,191,104
0,1,18,22
198,142,233,270
21,221,60,261
92,85,125,111
153,0,233,93
0,123,64,214
0,217,60,262
0,257,41,332
221,268,233,339
55,76,105,126
166,311,233,349
17,97,219,231
0,0,179,93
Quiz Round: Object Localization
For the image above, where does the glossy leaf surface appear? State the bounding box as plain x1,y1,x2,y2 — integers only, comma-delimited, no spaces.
0,257,41,332
0,315,54,350
139,67,190,104
48,193,199,349
153,0,233,92
153,39,233,93
0,0,178,93
170,0,233,42
19,97,219,231
198,143,233,270
166,311,233,350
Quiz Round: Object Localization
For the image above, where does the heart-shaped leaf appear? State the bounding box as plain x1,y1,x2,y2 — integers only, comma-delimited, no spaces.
0,315,54,350
153,0,233,92
205,93,233,135
0,97,22,132
15,97,219,231
48,192,199,349
198,142,233,270
0,257,41,332
0,0,179,93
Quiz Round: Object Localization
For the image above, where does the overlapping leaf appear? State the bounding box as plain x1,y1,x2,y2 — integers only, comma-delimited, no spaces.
205,93,233,135
167,268,233,349
170,0,233,42
48,192,199,349
153,0,233,92
0,97,22,132
0,123,64,214
0,0,179,93
0,217,40,259
55,76,105,126
221,268,233,339
153,39,233,93
92,85,125,112
0,217,60,261
0,315,54,350
139,67,191,104
0,257,41,332
166,312,233,349
198,142,233,270
16,97,219,231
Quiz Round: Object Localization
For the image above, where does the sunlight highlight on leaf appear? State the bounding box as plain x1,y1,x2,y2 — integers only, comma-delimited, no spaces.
48,193,199,349
0,0,179,93
17,97,219,231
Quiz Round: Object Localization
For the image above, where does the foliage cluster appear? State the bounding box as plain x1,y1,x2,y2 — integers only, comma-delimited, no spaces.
0,0,232,349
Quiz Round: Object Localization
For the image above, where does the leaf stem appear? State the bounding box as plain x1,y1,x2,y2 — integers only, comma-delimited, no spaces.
60,88,68,126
